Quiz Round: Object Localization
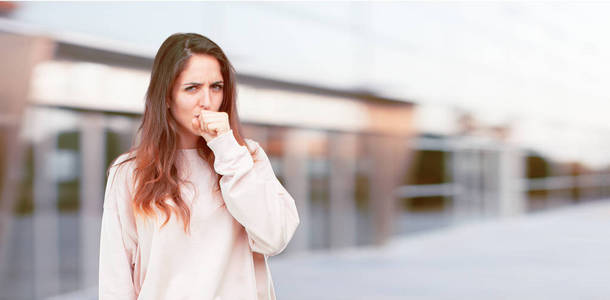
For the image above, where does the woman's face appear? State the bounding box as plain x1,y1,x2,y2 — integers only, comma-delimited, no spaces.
170,54,224,138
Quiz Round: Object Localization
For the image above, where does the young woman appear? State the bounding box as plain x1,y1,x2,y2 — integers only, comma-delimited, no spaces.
99,33,300,300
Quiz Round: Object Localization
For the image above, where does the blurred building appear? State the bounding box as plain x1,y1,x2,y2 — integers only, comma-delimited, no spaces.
1,3,610,300
0,29,417,300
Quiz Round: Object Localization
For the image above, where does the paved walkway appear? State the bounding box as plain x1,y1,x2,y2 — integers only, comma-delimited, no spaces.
270,200,610,300
42,200,610,299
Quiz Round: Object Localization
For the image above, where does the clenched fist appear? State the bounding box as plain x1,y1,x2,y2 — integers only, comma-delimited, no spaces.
192,108,231,143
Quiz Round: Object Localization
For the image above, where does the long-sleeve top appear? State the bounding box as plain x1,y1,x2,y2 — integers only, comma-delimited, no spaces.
98,130,300,300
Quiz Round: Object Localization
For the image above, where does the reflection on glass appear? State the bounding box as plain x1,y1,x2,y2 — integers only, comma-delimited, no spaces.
306,131,329,250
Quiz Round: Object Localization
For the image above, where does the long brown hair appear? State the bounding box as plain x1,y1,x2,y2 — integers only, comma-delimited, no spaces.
114,33,251,233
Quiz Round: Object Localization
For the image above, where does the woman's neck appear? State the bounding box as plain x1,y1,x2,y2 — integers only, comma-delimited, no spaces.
177,130,200,149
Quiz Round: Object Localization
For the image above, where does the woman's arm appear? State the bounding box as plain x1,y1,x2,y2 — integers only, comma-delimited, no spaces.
207,130,300,256
99,156,138,300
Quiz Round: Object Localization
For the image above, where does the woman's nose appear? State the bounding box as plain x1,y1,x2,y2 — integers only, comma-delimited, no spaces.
198,87,211,110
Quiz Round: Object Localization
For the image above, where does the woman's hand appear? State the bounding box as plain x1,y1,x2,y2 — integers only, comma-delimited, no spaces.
192,108,231,143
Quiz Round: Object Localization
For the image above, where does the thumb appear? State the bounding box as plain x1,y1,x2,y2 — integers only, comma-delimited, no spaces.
191,117,201,133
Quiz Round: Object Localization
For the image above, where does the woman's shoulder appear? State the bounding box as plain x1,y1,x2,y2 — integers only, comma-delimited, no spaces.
110,151,137,170
107,151,137,184
104,152,138,210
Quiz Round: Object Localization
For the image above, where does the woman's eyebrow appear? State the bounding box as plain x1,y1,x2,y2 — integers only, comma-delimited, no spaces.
182,81,223,86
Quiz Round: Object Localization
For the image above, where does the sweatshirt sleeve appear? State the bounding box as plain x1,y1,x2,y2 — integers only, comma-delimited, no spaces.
99,155,138,300
207,130,300,256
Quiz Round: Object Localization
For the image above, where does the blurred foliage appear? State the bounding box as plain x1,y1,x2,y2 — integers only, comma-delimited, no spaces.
526,154,549,210
15,144,34,215
404,196,448,212
569,162,589,202
402,149,448,212
57,131,80,212
105,129,125,172
354,173,370,212
406,150,446,185
526,154,549,179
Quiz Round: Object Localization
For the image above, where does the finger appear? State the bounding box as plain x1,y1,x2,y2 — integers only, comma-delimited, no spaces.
200,116,225,126
201,118,222,134
200,110,227,120
194,110,204,124
196,108,210,121
204,120,219,133
207,123,220,135
191,117,200,133
199,113,224,125
199,113,207,133
199,108,217,115
207,122,228,135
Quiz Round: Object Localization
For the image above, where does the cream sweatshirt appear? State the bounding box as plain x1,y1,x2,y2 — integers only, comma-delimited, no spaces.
98,130,300,300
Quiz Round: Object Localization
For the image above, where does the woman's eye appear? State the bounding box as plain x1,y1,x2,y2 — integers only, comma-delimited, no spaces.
212,85,223,91
185,86,197,92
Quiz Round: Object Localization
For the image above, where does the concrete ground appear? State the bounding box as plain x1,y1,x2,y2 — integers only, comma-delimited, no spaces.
36,199,610,300
270,200,610,300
